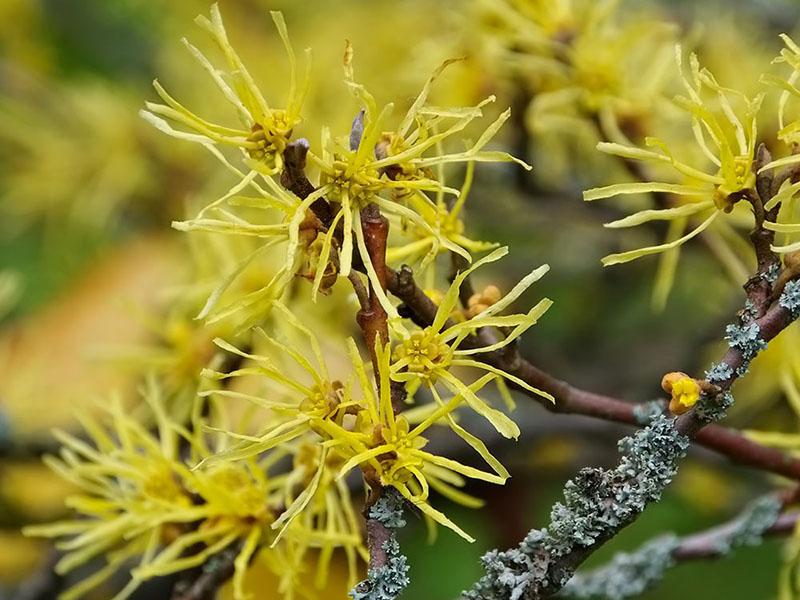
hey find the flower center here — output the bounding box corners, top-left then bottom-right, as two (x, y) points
(714, 156), (755, 212)
(246, 111), (294, 168)
(322, 157), (382, 207)
(300, 381), (344, 419)
(143, 465), (191, 507)
(392, 330), (452, 380)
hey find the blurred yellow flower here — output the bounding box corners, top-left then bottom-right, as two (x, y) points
(584, 48), (764, 266)
(24, 381), (359, 600)
(141, 4), (308, 176)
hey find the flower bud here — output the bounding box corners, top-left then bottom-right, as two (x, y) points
(662, 371), (701, 415)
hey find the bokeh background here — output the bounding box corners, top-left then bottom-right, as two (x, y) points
(3, 0), (800, 598)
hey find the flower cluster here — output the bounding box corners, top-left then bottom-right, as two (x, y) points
(578, 36), (800, 317)
(24, 384), (363, 600)
(200, 252), (552, 542)
(472, 0), (677, 145)
(27, 4), (557, 599)
(140, 4), (530, 327)
(583, 48), (765, 266)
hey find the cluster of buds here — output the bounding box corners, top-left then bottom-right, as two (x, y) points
(465, 284), (502, 319)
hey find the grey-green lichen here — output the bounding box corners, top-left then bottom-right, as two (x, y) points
(741, 299), (759, 322)
(724, 321), (767, 375)
(704, 362), (734, 385)
(633, 400), (666, 426)
(711, 495), (782, 553)
(694, 390), (735, 425)
(559, 535), (680, 599)
(559, 495), (781, 599)
(350, 490), (410, 600)
(461, 415), (689, 600)
(780, 279), (800, 318)
(765, 262), (781, 284)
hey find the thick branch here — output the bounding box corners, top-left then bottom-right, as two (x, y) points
(463, 274), (800, 598)
(562, 495), (796, 599)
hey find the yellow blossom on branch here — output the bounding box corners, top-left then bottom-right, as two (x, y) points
(390, 246), (553, 439)
(301, 46), (531, 315)
(140, 4), (309, 176)
(583, 47), (765, 266)
(661, 371), (701, 416)
(336, 342), (506, 542)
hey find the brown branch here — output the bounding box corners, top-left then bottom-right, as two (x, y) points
(743, 144), (782, 317)
(356, 204), (390, 359)
(171, 543), (241, 600)
(280, 138), (333, 224)
(673, 510), (798, 561)
(386, 264), (800, 481)
(353, 202), (399, 574)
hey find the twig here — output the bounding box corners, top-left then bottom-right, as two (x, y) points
(171, 543), (241, 600)
(386, 265), (800, 482)
(562, 495), (796, 599)
(462, 273), (800, 599)
(744, 144), (782, 317)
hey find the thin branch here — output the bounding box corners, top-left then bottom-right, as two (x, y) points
(386, 265), (800, 481)
(171, 543), (241, 600)
(562, 495), (797, 599)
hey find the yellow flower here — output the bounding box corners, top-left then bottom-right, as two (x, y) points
(758, 35), (800, 255)
(583, 47), (764, 266)
(661, 371), (701, 415)
(0, 77), (155, 230)
(198, 302), (357, 464)
(299, 46), (530, 314)
(336, 342), (506, 542)
(22, 385), (271, 600)
(281, 442), (368, 589)
(762, 35), (800, 155)
(474, 0), (677, 143)
(23, 382), (355, 600)
(148, 16), (531, 321)
(390, 247), (553, 440)
(386, 161), (499, 283)
(171, 170), (320, 327)
(141, 4), (309, 176)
